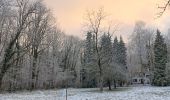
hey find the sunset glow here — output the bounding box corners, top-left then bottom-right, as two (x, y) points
(43, 0), (170, 39)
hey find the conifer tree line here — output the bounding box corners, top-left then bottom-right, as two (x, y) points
(82, 32), (127, 90)
(153, 30), (168, 86)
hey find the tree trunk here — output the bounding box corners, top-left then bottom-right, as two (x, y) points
(31, 55), (38, 90)
(0, 62), (10, 91)
(31, 47), (38, 90)
(108, 80), (111, 90)
(31, 60), (36, 90)
(0, 75), (3, 91)
(99, 74), (103, 91)
(99, 59), (103, 91)
(94, 31), (103, 92)
(114, 80), (116, 89)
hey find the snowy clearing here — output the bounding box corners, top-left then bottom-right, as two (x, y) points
(1, 86), (170, 100)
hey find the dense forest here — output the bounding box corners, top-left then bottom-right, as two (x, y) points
(0, 0), (170, 93)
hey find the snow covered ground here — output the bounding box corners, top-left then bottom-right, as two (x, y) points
(1, 86), (170, 100)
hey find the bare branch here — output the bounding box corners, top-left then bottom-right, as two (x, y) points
(157, 0), (170, 18)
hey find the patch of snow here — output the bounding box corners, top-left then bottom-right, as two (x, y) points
(1, 86), (170, 100)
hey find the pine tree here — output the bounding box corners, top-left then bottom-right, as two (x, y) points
(82, 32), (97, 88)
(113, 37), (119, 63)
(101, 33), (112, 61)
(112, 36), (128, 87)
(118, 36), (127, 68)
(100, 33), (113, 90)
(153, 29), (168, 86)
(84, 32), (93, 63)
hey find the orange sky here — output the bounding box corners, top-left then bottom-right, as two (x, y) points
(43, 0), (170, 41)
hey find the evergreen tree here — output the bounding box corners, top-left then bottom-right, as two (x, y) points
(113, 37), (119, 63)
(118, 36), (127, 68)
(100, 33), (113, 90)
(118, 36), (128, 86)
(153, 29), (168, 86)
(84, 32), (93, 63)
(112, 36), (128, 87)
(101, 33), (112, 61)
(82, 32), (97, 88)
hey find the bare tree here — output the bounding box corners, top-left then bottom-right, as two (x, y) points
(0, 0), (37, 90)
(47, 27), (63, 88)
(84, 8), (106, 91)
(0, 0), (78, 91)
(26, 1), (52, 90)
(128, 21), (155, 84)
